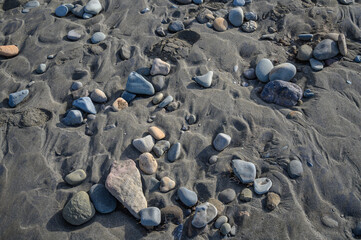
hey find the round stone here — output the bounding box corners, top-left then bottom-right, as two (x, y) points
(71, 81), (82, 91)
(178, 187), (198, 207)
(288, 160), (303, 178)
(269, 63), (297, 82)
(152, 93), (164, 105)
(67, 30), (82, 41)
(140, 207), (161, 227)
(243, 68), (256, 79)
(209, 155), (218, 164)
(186, 114), (197, 125)
(55, 5), (69, 17)
(89, 184), (117, 214)
(310, 58), (324, 71)
(214, 216), (228, 229)
(91, 32), (106, 44)
(90, 89), (107, 103)
(148, 126), (166, 140)
(256, 58), (274, 82)
(233, 0), (245, 6)
(218, 189), (236, 204)
(297, 45), (313, 61)
(84, 0), (102, 15)
(313, 39), (339, 60)
(168, 21), (185, 33)
(139, 152), (158, 174)
(220, 223), (232, 235)
(266, 192), (280, 210)
(232, 159), (256, 183)
(213, 18), (228, 32)
(36, 63), (46, 74)
(65, 169), (87, 186)
(254, 178), (272, 195)
(213, 133), (231, 151)
(228, 7), (244, 27)
(160, 177), (176, 192)
(240, 188), (253, 202)
(62, 191), (95, 226)
(241, 20), (257, 33)
(112, 97), (128, 111)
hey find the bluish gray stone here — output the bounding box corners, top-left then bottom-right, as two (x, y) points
(153, 140), (170, 157)
(67, 30), (81, 41)
(192, 202), (217, 228)
(256, 58), (274, 82)
(9, 89), (29, 107)
(121, 91), (136, 103)
(55, 5), (68, 17)
(22, 8), (30, 13)
(288, 160), (303, 178)
(232, 159), (256, 183)
(140, 7), (150, 14)
(269, 63), (296, 82)
(228, 7), (244, 27)
(313, 39), (339, 60)
(215, 216), (228, 229)
(71, 4), (84, 17)
(132, 135), (155, 153)
(151, 75), (165, 92)
(73, 97), (97, 114)
(297, 45), (313, 61)
(125, 72), (155, 95)
(233, 0), (245, 6)
(245, 12), (257, 21)
(310, 58), (323, 71)
(260, 80), (303, 107)
(220, 223), (232, 235)
(168, 21), (185, 33)
(299, 34), (313, 41)
(91, 32), (106, 44)
(194, 71), (213, 88)
(84, 0), (102, 15)
(303, 89), (314, 98)
(25, 1), (40, 9)
(355, 55), (361, 63)
(254, 178), (272, 195)
(36, 63), (46, 74)
(89, 184), (117, 214)
(193, 0), (203, 4)
(218, 189), (236, 204)
(178, 187), (198, 207)
(83, 12), (93, 19)
(159, 95), (173, 108)
(140, 207), (161, 227)
(213, 133), (231, 151)
(168, 143), (181, 162)
(71, 81), (83, 91)
(243, 68), (256, 79)
(63, 110), (83, 126)
(339, 0), (354, 4)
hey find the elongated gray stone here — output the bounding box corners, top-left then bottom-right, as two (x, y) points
(73, 97), (97, 114)
(232, 159), (256, 183)
(194, 71), (213, 88)
(269, 63), (296, 82)
(168, 142), (181, 162)
(178, 187), (198, 207)
(313, 39), (339, 60)
(9, 89), (29, 107)
(254, 178), (272, 194)
(126, 72), (155, 95)
(132, 135), (155, 153)
(192, 202), (217, 228)
(159, 95), (173, 108)
(256, 58), (273, 82)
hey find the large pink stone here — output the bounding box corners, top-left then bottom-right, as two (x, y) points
(105, 160), (147, 218)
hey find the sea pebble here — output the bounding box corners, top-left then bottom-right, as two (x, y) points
(288, 160), (303, 178)
(119, 45), (131, 60)
(9, 89), (29, 107)
(209, 155), (218, 164)
(47, 54), (55, 59)
(111, 97), (128, 111)
(254, 178), (272, 195)
(71, 4), (84, 17)
(55, 5), (68, 17)
(159, 95), (173, 108)
(84, 0), (102, 15)
(90, 89), (107, 103)
(241, 20), (257, 33)
(67, 30), (82, 41)
(168, 21), (185, 33)
(232, 159), (256, 184)
(303, 89), (314, 98)
(83, 13), (93, 19)
(240, 188), (253, 202)
(151, 75), (165, 91)
(133, 135), (155, 153)
(297, 45), (313, 61)
(213, 18), (228, 32)
(256, 58), (273, 82)
(141, 7), (150, 14)
(152, 93), (164, 104)
(233, 0), (245, 6)
(243, 68), (256, 79)
(178, 187), (198, 207)
(197, 9), (213, 23)
(266, 192), (280, 210)
(245, 12), (257, 21)
(354, 56), (361, 63)
(121, 91), (136, 103)
(269, 63), (296, 82)
(298, 34), (313, 41)
(192, 202), (217, 228)
(338, 33), (347, 56)
(228, 7), (244, 27)
(126, 72), (155, 95)
(168, 143), (181, 162)
(160, 177), (176, 192)
(167, 102), (179, 111)
(260, 80), (303, 107)
(339, 0), (354, 4)
(231, 225), (236, 236)
(193, 0), (203, 4)
(310, 58), (324, 71)
(139, 153), (158, 174)
(36, 63), (46, 74)
(65, 169), (86, 185)
(25, 1), (40, 9)
(150, 58), (170, 76)
(156, 26), (166, 37)
(194, 71), (213, 88)
(215, 216), (228, 229)
(73, 97), (96, 114)
(105, 160), (147, 218)
(89, 184), (117, 214)
(0, 45), (19, 57)
(71, 82), (83, 91)
(218, 189), (236, 204)
(313, 39), (339, 60)
(62, 191), (95, 225)
(140, 207), (161, 227)
(91, 32), (106, 44)
(220, 223), (232, 235)
(186, 114), (197, 124)
(148, 126), (165, 140)
(153, 140), (170, 157)
(63, 110), (83, 126)
(213, 133), (231, 151)
(176, 0), (192, 4)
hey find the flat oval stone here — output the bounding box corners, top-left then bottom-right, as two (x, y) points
(269, 63), (296, 82)
(232, 159), (256, 183)
(65, 169), (87, 185)
(298, 34), (313, 41)
(256, 58), (273, 82)
(148, 126), (165, 140)
(90, 89), (107, 103)
(297, 45), (313, 61)
(310, 58), (323, 71)
(168, 21), (185, 33)
(150, 58), (170, 76)
(84, 0), (102, 15)
(71, 4), (84, 17)
(63, 110), (83, 126)
(213, 18), (228, 32)
(139, 152), (158, 174)
(218, 189), (236, 204)
(313, 39), (339, 60)
(168, 142), (181, 162)
(192, 202), (217, 228)
(178, 187), (198, 207)
(9, 89), (29, 107)
(62, 191), (95, 225)
(140, 207), (161, 227)
(239, 188), (252, 202)
(67, 30), (82, 41)
(260, 80), (303, 107)
(194, 71), (213, 88)
(89, 184), (117, 214)
(73, 97), (97, 114)
(254, 178), (272, 195)
(159, 95), (173, 108)
(133, 135), (155, 153)
(243, 68), (256, 79)
(215, 216), (228, 229)
(55, 5), (68, 17)
(91, 32), (106, 44)
(220, 223), (232, 235)
(288, 160), (303, 178)
(233, 0), (245, 6)
(228, 7), (244, 27)
(126, 71), (155, 95)
(152, 92), (164, 104)
(213, 133), (231, 151)
(83, 12), (93, 19)
(266, 192), (280, 210)
(112, 97), (128, 111)
(153, 140), (170, 157)
(160, 176), (176, 192)
(0, 45), (19, 57)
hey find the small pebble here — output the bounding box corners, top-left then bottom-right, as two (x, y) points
(168, 143), (181, 162)
(9, 89), (29, 107)
(140, 207), (161, 227)
(67, 30), (82, 41)
(160, 177), (176, 192)
(266, 192), (281, 210)
(65, 169), (87, 186)
(241, 21), (257, 33)
(36, 63), (46, 74)
(71, 81), (83, 91)
(240, 188), (252, 202)
(112, 97), (128, 111)
(153, 93), (164, 104)
(55, 5), (69, 17)
(214, 216), (228, 229)
(159, 95), (173, 108)
(139, 152), (158, 174)
(245, 12), (257, 21)
(213, 18), (228, 32)
(141, 7), (150, 14)
(218, 189), (236, 204)
(148, 126), (165, 140)
(213, 133), (231, 151)
(254, 178), (272, 195)
(186, 114), (197, 124)
(354, 55), (361, 63)
(178, 187), (198, 207)
(91, 32), (106, 44)
(298, 34), (313, 41)
(208, 155), (218, 164)
(303, 89), (314, 98)
(168, 21), (185, 33)
(90, 89), (107, 103)
(220, 223), (232, 235)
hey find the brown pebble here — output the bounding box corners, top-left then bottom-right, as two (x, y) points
(161, 205), (183, 224)
(287, 111), (302, 119)
(139, 152), (158, 174)
(338, 33), (347, 56)
(159, 176), (176, 192)
(148, 126), (165, 140)
(213, 18), (228, 32)
(0, 45), (19, 57)
(266, 192), (280, 210)
(112, 97), (128, 111)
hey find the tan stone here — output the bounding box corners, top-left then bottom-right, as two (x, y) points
(0, 45), (19, 57)
(139, 153), (158, 174)
(148, 126), (165, 140)
(150, 58), (170, 76)
(267, 192), (281, 210)
(90, 89), (107, 103)
(159, 176), (176, 192)
(338, 33), (347, 56)
(112, 97), (128, 111)
(213, 18), (228, 32)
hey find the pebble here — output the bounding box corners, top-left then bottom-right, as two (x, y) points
(84, 0), (102, 15)
(105, 160), (147, 218)
(55, 5), (68, 17)
(63, 110), (83, 126)
(241, 20), (257, 33)
(25, 1), (40, 9)
(22, 8), (30, 13)
(354, 55), (361, 63)
(220, 223), (232, 235)
(194, 71), (213, 88)
(0, 45), (19, 57)
(112, 97), (128, 111)
(159, 95), (173, 108)
(160, 177), (176, 192)
(228, 7), (244, 27)
(269, 63), (296, 82)
(71, 4), (85, 17)
(62, 191), (95, 225)
(148, 126), (165, 140)
(67, 30), (82, 41)
(313, 39), (339, 60)
(243, 68), (256, 79)
(156, 26), (166, 37)
(178, 187), (198, 207)
(126, 71), (155, 95)
(298, 34), (313, 41)
(288, 160), (303, 178)
(260, 80), (303, 107)
(218, 189), (236, 204)
(208, 155), (218, 164)
(133, 135), (155, 153)
(303, 89), (314, 98)
(266, 192), (281, 210)
(213, 18), (228, 32)
(338, 33), (347, 56)
(321, 216), (339, 228)
(161, 205), (183, 224)
(141, 7), (150, 14)
(83, 13), (93, 19)
(233, 0), (245, 6)
(197, 9), (213, 24)
(139, 153), (158, 174)
(240, 188), (253, 202)
(150, 58), (170, 76)
(254, 178), (272, 195)
(8, 89), (29, 107)
(140, 207), (161, 227)
(192, 202), (218, 228)
(245, 12), (257, 21)
(339, 0), (354, 4)
(89, 184), (117, 214)
(90, 89), (107, 103)
(186, 114), (197, 124)
(121, 91), (136, 103)
(167, 102), (179, 112)
(71, 82), (83, 91)
(152, 92), (164, 104)
(310, 58), (324, 71)
(73, 97), (97, 114)
(193, 0), (203, 4)
(325, 33), (339, 41)
(176, 0), (192, 4)
(65, 169), (86, 185)
(232, 159), (256, 183)
(47, 54), (55, 59)
(297, 45), (313, 61)
(150, 76), (165, 92)
(119, 45), (131, 60)
(91, 32), (106, 44)
(230, 225), (236, 236)
(168, 21), (185, 33)
(256, 58), (274, 82)
(215, 216), (228, 229)
(168, 143), (181, 162)
(354, 222), (361, 236)
(35, 63), (46, 74)
(213, 133), (231, 151)
(153, 140), (170, 157)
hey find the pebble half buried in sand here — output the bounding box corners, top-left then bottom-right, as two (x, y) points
(89, 184), (117, 214)
(0, 45), (19, 57)
(193, 71), (213, 88)
(192, 202), (217, 228)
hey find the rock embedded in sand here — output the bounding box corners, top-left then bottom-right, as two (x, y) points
(63, 110), (83, 126)
(84, 0), (102, 15)
(139, 152), (158, 174)
(339, 0), (354, 4)
(288, 160), (303, 178)
(121, 91), (136, 103)
(119, 45), (131, 60)
(90, 89), (107, 103)
(186, 114), (197, 124)
(309, 58), (323, 71)
(209, 155), (218, 164)
(240, 188), (252, 202)
(152, 92), (164, 104)
(55, 5), (68, 17)
(168, 142), (181, 162)
(192, 202), (217, 228)
(112, 97), (128, 111)
(89, 184), (117, 214)
(148, 126), (165, 140)
(71, 81), (83, 91)
(213, 18), (228, 32)
(160, 176), (176, 192)
(67, 30), (82, 41)
(256, 58), (273, 82)
(233, 0), (245, 6)
(266, 192), (280, 210)
(213, 133), (231, 151)
(140, 207), (161, 227)
(161, 206), (183, 224)
(321, 216), (339, 228)
(36, 63), (46, 74)
(232, 159), (256, 184)
(156, 26), (166, 37)
(260, 80), (303, 107)
(105, 160), (147, 218)
(65, 169), (87, 185)
(91, 32), (106, 44)
(220, 223), (232, 235)
(254, 178), (272, 195)
(218, 189), (236, 204)
(269, 63), (296, 82)
(150, 58), (170, 76)
(25, 1), (40, 9)
(228, 7), (244, 27)
(176, 0), (192, 4)
(159, 95), (173, 108)
(298, 34), (313, 41)
(215, 216), (228, 229)
(241, 20), (257, 33)
(167, 102), (179, 112)
(313, 39), (339, 60)
(0, 45), (19, 57)
(73, 97), (97, 114)
(126, 71), (155, 95)
(245, 12), (257, 21)
(297, 45), (313, 61)
(197, 9), (213, 24)
(243, 68), (256, 79)
(168, 21), (185, 33)
(338, 33), (347, 56)
(62, 191), (95, 226)
(151, 75), (165, 92)
(178, 187), (198, 207)
(9, 89), (29, 107)
(71, 4), (85, 17)
(153, 140), (170, 157)
(133, 135), (155, 153)
(194, 71), (213, 88)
